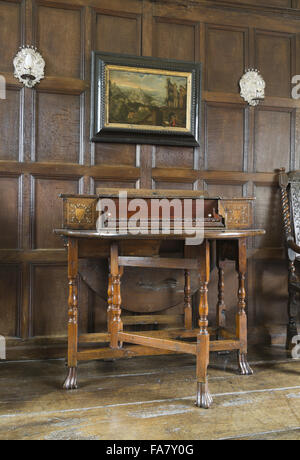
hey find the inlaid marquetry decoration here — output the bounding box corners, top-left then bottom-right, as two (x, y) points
(63, 197), (97, 230)
(219, 199), (254, 229)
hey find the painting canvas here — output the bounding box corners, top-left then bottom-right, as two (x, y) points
(91, 52), (201, 146)
(106, 66), (191, 132)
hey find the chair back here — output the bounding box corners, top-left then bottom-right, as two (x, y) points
(279, 168), (300, 248)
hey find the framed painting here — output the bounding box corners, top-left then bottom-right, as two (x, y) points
(91, 52), (201, 147)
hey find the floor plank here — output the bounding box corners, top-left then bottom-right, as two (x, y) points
(0, 346), (299, 440)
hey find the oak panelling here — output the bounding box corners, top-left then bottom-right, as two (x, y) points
(215, 0), (292, 7)
(253, 260), (289, 328)
(30, 263), (91, 337)
(35, 92), (81, 163)
(153, 181), (195, 190)
(154, 146), (195, 169)
(0, 264), (20, 337)
(94, 143), (137, 167)
(205, 103), (246, 172)
(254, 185), (282, 249)
(0, 88), (21, 161)
(255, 30), (296, 99)
(205, 182), (244, 198)
(254, 107), (294, 173)
(0, 0), (22, 73)
(94, 9), (142, 55)
(0, 0), (300, 356)
(35, 3), (83, 79)
(93, 179), (137, 192)
(0, 175), (21, 249)
(88, 291), (107, 334)
(152, 17), (199, 61)
(31, 263), (68, 337)
(32, 177), (79, 249)
(206, 24), (248, 94)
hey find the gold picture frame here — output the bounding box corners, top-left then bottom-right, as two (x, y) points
(91, 52), (201, 147)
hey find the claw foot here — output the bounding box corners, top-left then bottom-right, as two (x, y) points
(195, 382), (213, 409)
(238, 352), (253, 375)
(63, 367), (78, 390)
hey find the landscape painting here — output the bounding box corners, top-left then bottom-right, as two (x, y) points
(91, 52), (201, 146)
(105, 65), (191, 132)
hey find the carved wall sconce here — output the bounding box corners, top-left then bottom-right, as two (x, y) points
(13, 46), (45, 88)
(239, 69), (265, 106)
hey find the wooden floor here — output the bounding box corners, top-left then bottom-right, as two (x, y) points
(1, 346), (300, 440)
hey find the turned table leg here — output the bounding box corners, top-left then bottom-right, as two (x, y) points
(216, 241), (226, 339)
(184, 270), (192, 330)
(107, 273), (113, 333)
(63, 238), (79, 390)
(236, 238), (253, 376)
(110, 243), (123, 349)
(196, 240), (213, 409)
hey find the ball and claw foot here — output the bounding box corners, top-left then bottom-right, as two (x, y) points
(238, 352), (253, 375)
(63, 367), (78, 390)
(195, 382), (213, 409)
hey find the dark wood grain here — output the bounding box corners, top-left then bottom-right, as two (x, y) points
(0, 0), (297, 357)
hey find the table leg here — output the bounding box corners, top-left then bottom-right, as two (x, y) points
(184, 270), (192, 330)
(110, 243), (123, 349)
(196, 240), (213, 409)
(216, 242), (226, 339)
(107, 273), (113, 333)
(63, 238), (79, 390)
(236, 238), (253, 375)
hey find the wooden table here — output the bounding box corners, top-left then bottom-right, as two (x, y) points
(55, 228), (265, 409)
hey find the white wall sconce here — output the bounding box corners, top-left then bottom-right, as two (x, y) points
(13, 45), (45, 88)
(239, 69), (265, 106)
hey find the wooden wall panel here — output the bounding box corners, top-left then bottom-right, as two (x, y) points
(0, 0), (299, 355)
(33, 177), (79, 249)
(0, 265), (20, 337)
(255, 30), (295, 98)
(35, 93), (81, 163)
(206, 25), (248, 94)
(0, 0), (21, 73)
(253, 260), (288, 328)
(205, 182), (244, 198)
(93, 179), (137, 191)
(153, 17), (199, 61)
(0, 89), (21, 161)
(31, 264), (89, 337)
(94, 143), (137, 166)
(35, 4), (82, 79)
(31, 264), (68, 337)
(205, 103), (245, 171)
(154, 146), (194, 169)
(0, 176), (20, 249)
(254, 108), (293, 173)
(153, 181), (195, 190)
(94, 10), (141, 55)
(216, 0), (292, 6)
(254, 185), (282, 249)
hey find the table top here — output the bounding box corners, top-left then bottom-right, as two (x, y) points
(55, 228), (266, 240)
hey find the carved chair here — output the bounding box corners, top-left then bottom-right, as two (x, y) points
(279, 168), (300, 349)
